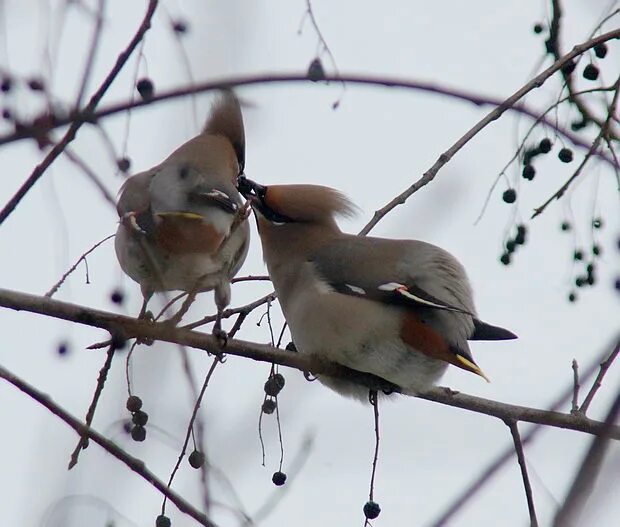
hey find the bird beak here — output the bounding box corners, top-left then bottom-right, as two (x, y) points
(237, 175), (266, 201)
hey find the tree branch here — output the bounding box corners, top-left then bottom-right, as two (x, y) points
(0, 0), (158, 226)
(0, 363), (216, 527)
(1, 287), (618, 440)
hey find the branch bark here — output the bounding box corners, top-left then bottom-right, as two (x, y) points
(1, 287), (618, 440)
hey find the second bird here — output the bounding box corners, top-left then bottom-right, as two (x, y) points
(115, 91), (250, 335)
(238, 177), (516, 400)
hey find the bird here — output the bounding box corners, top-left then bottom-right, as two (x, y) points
(237, 176), (516, 400)
(114, 90), (250, 338)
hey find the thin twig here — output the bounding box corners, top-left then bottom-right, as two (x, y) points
(0, 363), (216, 527)
(580, 341), (620, 414)
(75, 0), (106, 108)
(162, 357), (219, 516)
(45, 234), (115, 297)
(571, 359), (580, 414)
(505, 419), (538, 527)
(68, 341), (116, 469)
(0, 0), (158, 226)
(183, 292), (276, 330)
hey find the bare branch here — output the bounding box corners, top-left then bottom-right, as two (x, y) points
(505, 419), (538, 527)
(580, 341), (620, 414)
(0, 363), (216, 527)
(0, 287), (618, 440)
(0, 0), (158, 226)
(553, 389), (620, 527)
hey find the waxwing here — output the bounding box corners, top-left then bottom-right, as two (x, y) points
(238, 177), (516, 400)
(115, 91), (250, 335)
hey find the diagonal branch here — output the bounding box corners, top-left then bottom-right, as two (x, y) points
(0, 363), (216, 527)
(0, 0), (158, 226)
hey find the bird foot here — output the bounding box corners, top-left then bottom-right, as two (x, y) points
(136, 310), (155, 346)
(212, 326), (228, 348)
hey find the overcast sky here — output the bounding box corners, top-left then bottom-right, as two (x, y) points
(0, 1), (618, 526)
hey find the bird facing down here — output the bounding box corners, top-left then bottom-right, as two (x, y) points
(114, 91), (250, 334)
(238, 176), (516, 400)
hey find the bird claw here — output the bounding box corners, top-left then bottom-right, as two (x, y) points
(212, 326), (228, 348)
(136, 310), (155, 346)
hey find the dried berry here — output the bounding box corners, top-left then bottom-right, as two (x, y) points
(592, 218), (603, 229)
(131, 425), (146, 442)
(117, 157), (131, 172)
(57, 341), (69, 356)
(307, 58), (325, 82)
(272, 471), (287, 486)
(583, 64), (599, 81)
(188, 450), (205, 469)
(594, 43), (607, 59)
(568, 292), (577, 303)
(110, 289), (124, 305)
(172, 19), (188, 34)
(155, 515), (171, 527)
(27, 78), (45, 91)
(522, 165), (536, 180)
(502, 189), (516, 204)
(592, 244), (601, 256)
(136, 78), (154, 100)
(500, 253), (511, 266)
(363, 501), (381, 520)
(533, 23), (544, 34)
(573, 250), (584, 261)
(506, 240), (516, 253)
(560, 221), (571, 232)
(126, 395), (143, 412)
(132, 410), (149, 426)
(264, 373), (285, 396)
(262, 399), (277, 414)
(539, 138), (552, 153)
(1, 76), (12, 93)
(558, 148), (573, 163)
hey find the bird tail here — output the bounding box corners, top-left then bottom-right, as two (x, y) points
(204, 90), (246, 172)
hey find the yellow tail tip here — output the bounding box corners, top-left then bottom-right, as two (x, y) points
(456, 354), (491, 383)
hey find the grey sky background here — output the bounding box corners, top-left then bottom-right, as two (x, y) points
(0, 1), (618, 526)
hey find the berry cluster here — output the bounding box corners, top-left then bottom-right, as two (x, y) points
(126, 395), (148, 442)
(500, 224), (528, 266)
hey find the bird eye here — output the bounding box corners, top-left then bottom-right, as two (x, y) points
(178, 165), (190, 179)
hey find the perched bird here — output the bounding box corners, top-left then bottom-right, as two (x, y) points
(115, 91), (250, 336)
(238, 177), (516, 400)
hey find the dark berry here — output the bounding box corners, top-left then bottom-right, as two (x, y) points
(264, 373), (285, 396)
(575, 276), (586, 288)
(594, 43), (608, 59)
(307, 58), (325, 82)
(615, 278), (620, 292)
(123, 420), (132, 434)
(592, 218), (603, 229)
(155, 515), (171, 527)
(568, 292), (577, 303)
(515, 225), (527, 245)
(561, 60), (576, 75)
(587, 274), (596, 286)
(272, 471), (287, 486)
(27, 78), (45, 91)
(2, 108), (11, 120)
(539, 138), (552, 153)
(132, 410), (149, 426)
(363, 501), (381, 520)
(586, 263), (595, 275)
(583, 64), (599, 81)
(131, 425), (146, 442)
(571, 119), (587, 132)
(172, 19), (188, 34)
(506, 240), (516, 253)
(561, 221), (571, 232)
(126, 395), (143, 412)
(558, 148), (573, 163)
(533, 23), (544, 34)
(57, 341), (69, 356)
(262, 399), (277, 414)
(117, 157), (131, 172)
(522, 164), (536, 180)
(1, 76), (12, 92)
(574, 250), (584, 261)
(500, 253), (511, 266)
(188, 450), (205, 469)
(592, 244), (601, 256)
(110, 288), (124, 305)
(502, 189), (517, 204)
(136, 78), (154, 100)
